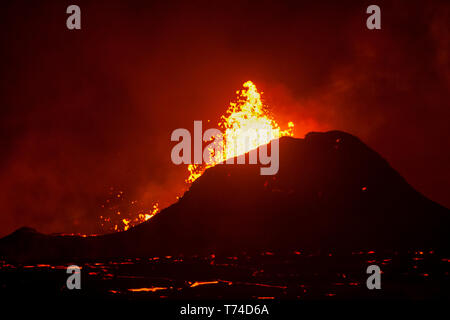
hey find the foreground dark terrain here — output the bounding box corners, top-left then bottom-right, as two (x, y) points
(0, 131), (449, 300)
(1, 250), (449, 300)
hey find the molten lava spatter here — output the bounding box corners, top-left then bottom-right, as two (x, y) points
(99, 189), (160, 232)
(187, 81), (294, 183)
(121, 203), (159, 231)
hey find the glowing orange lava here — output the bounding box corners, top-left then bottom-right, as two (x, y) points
(187, 81), (294, 183)
(100, 200), (159, 232)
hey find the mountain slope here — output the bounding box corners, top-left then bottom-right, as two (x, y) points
(1, 131), (448, 262)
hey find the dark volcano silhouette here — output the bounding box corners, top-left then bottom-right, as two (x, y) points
(1, 131), (449, 263)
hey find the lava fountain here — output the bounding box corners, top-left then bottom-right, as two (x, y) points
(187, 81), (294, 183)
(101, 81), (294, 232)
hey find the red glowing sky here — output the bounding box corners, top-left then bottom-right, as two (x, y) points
(0, 0), (448, 236)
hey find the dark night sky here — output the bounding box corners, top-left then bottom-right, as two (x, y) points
(0, 0), (448, 236)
